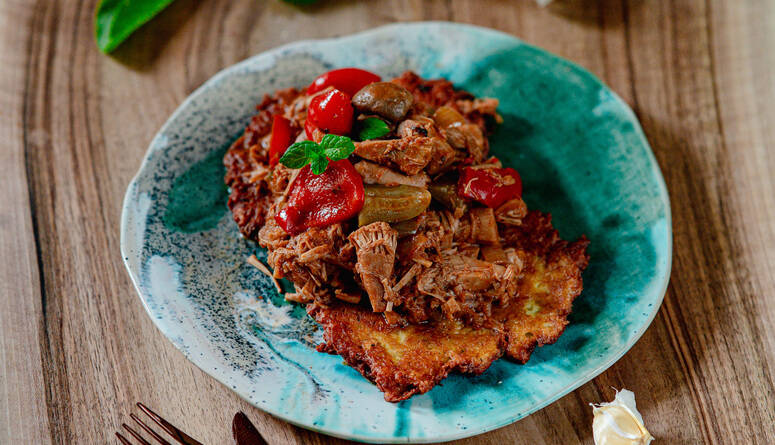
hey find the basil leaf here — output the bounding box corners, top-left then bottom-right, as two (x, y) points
(310, 152), (329, 175)
(95, 0), (177, 53)
(357, 118), (390, 141)
(320, 134), (356, 161)
(280, 141), (317, 169)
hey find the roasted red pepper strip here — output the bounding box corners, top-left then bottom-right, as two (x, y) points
(306, 89), (354, 136)
(275, 159), (365, 235)
(268, 115), (294, 167)
(458, 166), (523, 208)
(304, 119), (324, 142)
(307, 68), (381, 96)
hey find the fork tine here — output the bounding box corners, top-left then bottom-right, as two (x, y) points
(116, 432), (134, 445)
(137, 403), (204, 445)
(131, 413), (172, 445)
(122, 423), (153, 445)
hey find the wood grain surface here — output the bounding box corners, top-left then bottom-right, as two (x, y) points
(2, 0), (774, 444)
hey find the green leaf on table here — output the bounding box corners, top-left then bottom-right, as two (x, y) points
(95, 0), (177, 53)
(357, 117), (390, 141)
(319, 134), (356, 161)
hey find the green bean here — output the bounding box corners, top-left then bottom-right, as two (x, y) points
(358, 185), (431, 226)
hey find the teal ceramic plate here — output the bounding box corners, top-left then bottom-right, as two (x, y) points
(121, 22), (671, 443)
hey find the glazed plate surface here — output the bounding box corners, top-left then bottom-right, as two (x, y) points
(121, 22), (671, 443)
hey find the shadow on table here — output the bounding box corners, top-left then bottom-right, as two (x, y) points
(547, 0), (644, 27)
(106, 0), (370, 71)
(109, 0), (203, 71)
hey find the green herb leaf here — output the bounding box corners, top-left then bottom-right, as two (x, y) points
(357, 117), (391, 141)
(95, 0), (177, 53)
(319, 134), (356, 161)
(279, 135), (355, 174)
(310, 152), (329, 175)
(280, 141), (317, 169)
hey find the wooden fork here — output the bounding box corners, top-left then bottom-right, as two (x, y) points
(116, 403), (203, 445)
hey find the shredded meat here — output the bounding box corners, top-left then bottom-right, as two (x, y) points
(397, 118), (457, 174)
(224, 71), (589, 401)
(310, 210), (589, 401)
(480, 243), (508, 264)
(433, 106), (489, 162)
(412, 252), (519, 325)
(349, 223), (398, 312)
(243, 88), (301, 148)
(224, 89), (302, 239)
(258, 219), (356, 304)
(392, 71), (501, 133)
(354, 137), (434, 175)
(495, 198), (528, 225)
(223, 137), (273, 239)
(469, 207), (499, 244)
(354, 161), (429, 187)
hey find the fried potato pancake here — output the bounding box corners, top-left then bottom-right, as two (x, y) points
(310, 211), (589, 401)
(496, 247), (587, 363)
(311, 304), (505, 402)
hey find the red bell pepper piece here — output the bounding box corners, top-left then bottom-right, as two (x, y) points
(268, 115), (294, 167)
(304, 119), (323, 142)
(307, 68), (381, 96)
(458, 166), (523, 208)
(306, 89), (354, 136)
(275, 159), (365, 235)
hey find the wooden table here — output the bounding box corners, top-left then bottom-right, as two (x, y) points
(3, 1), (774, 443)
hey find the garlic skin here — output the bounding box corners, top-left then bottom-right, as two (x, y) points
(591, 389), (654, 445)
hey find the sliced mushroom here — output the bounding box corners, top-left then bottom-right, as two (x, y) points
(352, 82), (414, 121)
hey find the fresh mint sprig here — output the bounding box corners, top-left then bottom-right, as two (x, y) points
(357, 117), (390, 141)
(279, 134), (356, 174)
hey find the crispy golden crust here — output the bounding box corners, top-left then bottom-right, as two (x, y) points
(496, 237), (589, 363)
(309, 303), (505, 402)
(311, 211), (589, 401)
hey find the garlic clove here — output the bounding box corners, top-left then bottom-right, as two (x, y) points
(591, 389), (654, 445)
